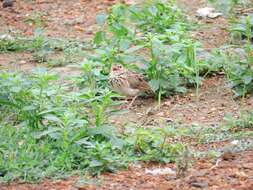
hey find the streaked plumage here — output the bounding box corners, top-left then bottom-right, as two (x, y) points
(109, 64), (152, 96)
(108, 64), (153, 108)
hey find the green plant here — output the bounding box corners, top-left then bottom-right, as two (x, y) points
(126, 126), (185, 163)
(128, 0), (185, 34)
(223, 15), (253, 97)
(0, 68), (186, 183)
(0, 29), (89, 66)
(208, 0), (251, 16)
(0, 34), (28, 52)
(94, 0), (188, 71)
(92, 0), (205, 104)
(230, 14), (253, 43)
(146, 36), (186, 105)
(0, 69), (62, 128)
(224, 112), (253, 131)
(24, 12), (48, 28)
(0, 69), (126, 182)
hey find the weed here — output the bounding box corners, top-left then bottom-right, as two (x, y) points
(224, 112), (253, 131)
(230, 14), (253, 43)
(125, 126), (185, 163)
(92, 0), (205, 103)
(24, 12), (48, 28)
(0, 34), (28, 52)
(208, 0), (252, 16)
(0, 29), (89, 66)
(0, 68), (184, 182)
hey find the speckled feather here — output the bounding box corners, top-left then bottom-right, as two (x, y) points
(108, 64), (153, 97)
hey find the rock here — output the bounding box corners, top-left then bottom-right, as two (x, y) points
(2, 0), (14, 8)
(196, 7), (223, 19)
(191, 181), (209, 188)
(230, 140), (239, 145)
(0, 34), (13, 40)
(145, 167), (176, 175)
(19, 60), (26, 64)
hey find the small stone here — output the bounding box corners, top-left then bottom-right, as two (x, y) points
(20, 60), (26, 64)
(156, 112), (165, 117)
(145, 167), (176, 175)
(191, 181), (209, 188)
(230, 140), (239, 145)
(166, 118), (173, 123)
(163, 101), (171, 106)
(197, 7), (214, 17)
(2, 0), (14, 8)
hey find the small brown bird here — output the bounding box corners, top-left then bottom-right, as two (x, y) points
(108, 64), (153, 108)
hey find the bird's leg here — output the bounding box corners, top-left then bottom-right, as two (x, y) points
(127, 95), (138, 109)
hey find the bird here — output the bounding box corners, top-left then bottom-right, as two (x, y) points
(108, 64), (153, 109)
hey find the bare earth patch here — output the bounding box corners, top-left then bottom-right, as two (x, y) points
(1, 0), (253, 190)
(3, 150), (253, 190)
(112, 75), (253, 127)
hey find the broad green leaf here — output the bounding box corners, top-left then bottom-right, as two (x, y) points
(148, 6), (158, 16)
(119, 39), (131, 51)
(76, 138), (95, 147)
(96, 13), (107, 25)
(124, 45), (144, 54)
(93, 31), (105, 45)
(22, 105), (37, 111)
(90, 160), (103, 167)
(242, 75), (252, 84)
(151, 37), (163, 59)
(149, 79), (160, 91)
(33, 127), (60, 139)
(43, 114), (63, 126)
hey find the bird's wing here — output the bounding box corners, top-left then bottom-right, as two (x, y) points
(109, 74), (140, 96)
(126, 71), (153, 93)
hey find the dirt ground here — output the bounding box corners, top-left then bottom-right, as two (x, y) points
(2, 150), (253, 190)
(1, 0), (253, 190)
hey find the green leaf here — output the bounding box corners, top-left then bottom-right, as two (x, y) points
(242, 75), (252, 84)
(111, 23), (128, 38)
(148, 6), (158, 16)
(90, 160), (103, 167)
(24, 104), (38, 110)
(33, 127), (60, 139)
(119, 39), (131, 51)
(110, 136), (124, 149)
(93, 31), (105, 45)
(175, 86), (187, 93)
(10, 86), (22, 93)
(149, 79), (160, 91)
(96, 13), (107, 25)
(151, 37), (163, 59)
(43, 114), (63, 126)
(76, 138), (95, 147)
(124, 45), (144, 54)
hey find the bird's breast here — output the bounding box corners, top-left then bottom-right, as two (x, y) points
(108, 76), (139, 96)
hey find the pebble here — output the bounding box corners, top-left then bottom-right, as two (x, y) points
(2, 0), (14, 8)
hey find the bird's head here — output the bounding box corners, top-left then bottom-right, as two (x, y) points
(111, 64), (124, 73)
